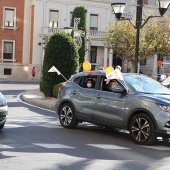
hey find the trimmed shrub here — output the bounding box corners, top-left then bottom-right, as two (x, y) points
(53, 82), (65, 98)
(71, 6), (87, 71)
(41, 32), (79, 97)
(40, 80), (44, 92)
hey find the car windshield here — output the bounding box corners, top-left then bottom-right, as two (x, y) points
(123, 74), (170, 94)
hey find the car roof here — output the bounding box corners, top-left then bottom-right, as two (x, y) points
(71, 71), (141, 78)
(71, 70), (105, 77)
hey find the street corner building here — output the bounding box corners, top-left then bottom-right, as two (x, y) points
(0, 0), (169, 80)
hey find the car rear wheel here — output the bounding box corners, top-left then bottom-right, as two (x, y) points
(59, 103), (78, 129)
(129, 113), (156, 145)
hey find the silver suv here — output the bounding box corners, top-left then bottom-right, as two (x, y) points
(56, 71), (170, 145)
(0, 92), (8, 130)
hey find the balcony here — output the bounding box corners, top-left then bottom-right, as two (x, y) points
(87, 30), (105, 40)
(43, 27), (64, 35)
(41, 27), (106, 40)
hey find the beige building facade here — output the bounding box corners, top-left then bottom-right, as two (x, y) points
(1, 0), (170, 80)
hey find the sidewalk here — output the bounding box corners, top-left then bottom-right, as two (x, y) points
(21, 89), (56, 111)
(0, 77), (40, 84)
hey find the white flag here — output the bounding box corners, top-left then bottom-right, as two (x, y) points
(114, 69), (123, 80)
(106, 69), (123, 80)
(48, 66), (61, 75)
(106, 71), (116, 80)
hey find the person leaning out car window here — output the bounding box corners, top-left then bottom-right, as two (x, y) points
(86, 79), (94, 88)
(108, 80), (117, 91)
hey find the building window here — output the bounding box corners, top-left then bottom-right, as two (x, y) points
(90, 14), (98, 31)
(90, 46), (97, 70)
(2, 41), (14, 59)
(4, 68), (12, 75)
(3, 8), (15, 27)
(49, 10), (59, 28)
(70, 12), (73, 26)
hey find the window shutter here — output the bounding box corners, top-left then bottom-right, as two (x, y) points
(50, 10), (59, 22)
(90, 15), (98, 27)
(5, 9), (14, 22)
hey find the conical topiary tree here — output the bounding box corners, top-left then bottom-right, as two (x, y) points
(71, 6), (87, 71)
(41, 32), (79, 97)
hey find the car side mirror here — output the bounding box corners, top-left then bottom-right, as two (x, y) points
(111, 85), (124, 93)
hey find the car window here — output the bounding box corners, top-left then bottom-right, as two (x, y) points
(100, 76), (119, 92)
(74, 76), (97, 88)
(100, 76), (108, 91)
(123, 74), (170, 94)
(73, 76), (82, 85)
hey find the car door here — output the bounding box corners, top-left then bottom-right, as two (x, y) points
(92, 76), (128, 127)
(69, 76), (97, 122)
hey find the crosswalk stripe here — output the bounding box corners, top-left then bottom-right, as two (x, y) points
(32, 143), (75, 149)
(0, 144), (13, 149)
(87, 144), (130, 150)
(5, 124), (25, 128)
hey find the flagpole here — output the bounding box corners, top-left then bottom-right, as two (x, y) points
(60, 73), (67, 81)
(48, 66), (67, 81)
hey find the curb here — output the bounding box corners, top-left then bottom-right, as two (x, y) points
(21, 90), (56, 111)
(0, 81), (40, 84)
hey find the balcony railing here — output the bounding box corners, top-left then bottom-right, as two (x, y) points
(42, 27), (106, 39)
(87, 30), (105, 39)
(43, 27), (64, 35)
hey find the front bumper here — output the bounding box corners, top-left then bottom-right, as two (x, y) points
(0, 105), (8, 125)
(156, 129), (170, 138)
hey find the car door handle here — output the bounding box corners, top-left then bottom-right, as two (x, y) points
(72, 90), (77, 95)
(95, 94), (101, 99)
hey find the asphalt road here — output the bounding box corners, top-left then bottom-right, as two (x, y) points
(0, 83), (170, 170)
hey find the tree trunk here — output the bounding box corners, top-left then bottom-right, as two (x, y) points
(130, 62), (135, 73)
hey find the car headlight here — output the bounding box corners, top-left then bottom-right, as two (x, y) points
(158, 104), (170, 112)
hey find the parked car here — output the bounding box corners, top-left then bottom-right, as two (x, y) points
(0, 92), (8, 130)
(55, 71), (170, 145)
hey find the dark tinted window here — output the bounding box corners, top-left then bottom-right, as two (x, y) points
(75, 76), (97, 88)
(73, 76), (81, 85)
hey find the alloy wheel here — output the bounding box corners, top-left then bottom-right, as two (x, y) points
(131, 117), (150, 142)
(60, 106), (73, 126)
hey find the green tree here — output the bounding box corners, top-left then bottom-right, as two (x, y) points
(105, 17), (170, 72)
(71, 6), (87, 71)
(155, 17), (170, 57)
(41, 32), (79, 97)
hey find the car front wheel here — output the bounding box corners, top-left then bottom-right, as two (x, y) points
(129, 113), (156, 145)
(59, 103), (78, 129)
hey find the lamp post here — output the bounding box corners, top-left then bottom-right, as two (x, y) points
(39, 0), (45, 79)
(111, 0), (170, 73)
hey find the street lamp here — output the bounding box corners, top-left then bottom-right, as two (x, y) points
(111, 0), (170, 73)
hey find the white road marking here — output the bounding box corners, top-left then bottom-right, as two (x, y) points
(17, 93), (55, 113)
(142, 145), (170, 150)
(87, 144), (130, 150)
(0, 144), (13, 149)
(32, 143), (75, 149)
(5, 124), (25, 128)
